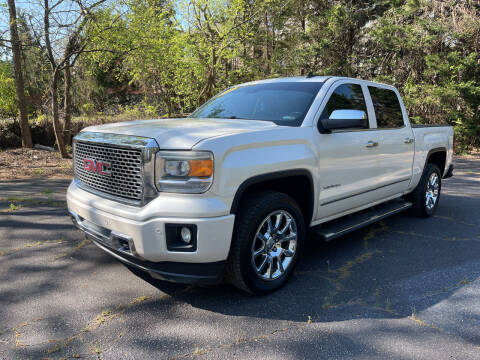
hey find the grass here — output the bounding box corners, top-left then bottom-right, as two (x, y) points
(7, 203), (22, 212)
(408, 312), (427, 327)
(337, 251), (374, 280)
(57, 162), (72, 169)
(0, 239), (63, 256)
(130, 295), (150, 305)
(94, 309), (112, 325)
(90, 344), (102, 356)
(1, 196), (67, 209)
(47, 342), (62, 354)
(52, 238), (90, 261)
(193, 346), (207, 355)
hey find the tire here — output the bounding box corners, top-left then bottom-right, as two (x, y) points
(407, 163), (442, 217)
(226, 191), (305, 294)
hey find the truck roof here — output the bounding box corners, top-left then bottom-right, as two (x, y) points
(245, 76), (331, 84)
(245, 76), (394, 89)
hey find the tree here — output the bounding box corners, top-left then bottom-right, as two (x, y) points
(180, 0), (255, 105)
(37, 0), (110, 157)
(2, 0), (477, 152)
(0, 61), (17, 118)
(363, 0), (480, 151)
(126, 0), (181, 116)
(7, 0), (33, 148)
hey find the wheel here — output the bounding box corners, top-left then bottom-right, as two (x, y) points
(408, 163), (442, 217)
(226, 191), (305, 294)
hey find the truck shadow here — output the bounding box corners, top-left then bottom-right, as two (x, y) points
(126, 191), (480, 332)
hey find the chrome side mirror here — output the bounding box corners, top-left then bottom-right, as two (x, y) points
(319, 109), (367, 133)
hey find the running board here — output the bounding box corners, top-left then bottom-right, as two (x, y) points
(312, 200), (412, 242)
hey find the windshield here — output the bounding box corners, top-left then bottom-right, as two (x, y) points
(190, 82), (324, 126)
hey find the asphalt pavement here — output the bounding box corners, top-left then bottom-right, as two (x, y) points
(0, 156), (479, 359)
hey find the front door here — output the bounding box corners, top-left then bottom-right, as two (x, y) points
(314, 81), (384, 220)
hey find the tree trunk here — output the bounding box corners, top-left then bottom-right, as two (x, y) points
(7, 0), (33, 148)
(63, 64), (72, 145)
(51, 69), (69, 158)
(264, 11), (271, 75)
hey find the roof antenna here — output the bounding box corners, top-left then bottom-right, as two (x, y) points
(306, 71), (315, 78)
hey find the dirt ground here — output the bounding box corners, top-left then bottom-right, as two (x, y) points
(0, 148), (73, 180)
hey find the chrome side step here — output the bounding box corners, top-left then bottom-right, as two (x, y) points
(312, 199), (412, 242)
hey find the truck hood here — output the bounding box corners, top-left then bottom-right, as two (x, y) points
(82, 118), (276, 149)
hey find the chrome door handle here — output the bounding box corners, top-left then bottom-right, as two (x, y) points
(404, 138), (415, 144)
(366, 141), (378, 148)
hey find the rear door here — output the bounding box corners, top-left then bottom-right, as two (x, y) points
(367, 85), (414, 195)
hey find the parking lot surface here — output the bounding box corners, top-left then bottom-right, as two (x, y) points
(0, 156), (479, 359)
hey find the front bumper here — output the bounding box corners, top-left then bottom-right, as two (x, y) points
(72, 213), (224, 284)
(67, 181), (235, 284)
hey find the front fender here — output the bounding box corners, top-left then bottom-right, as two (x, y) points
(194, 127), (319, 219)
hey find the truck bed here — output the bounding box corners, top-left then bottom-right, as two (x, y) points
(411, 124), (454, 178)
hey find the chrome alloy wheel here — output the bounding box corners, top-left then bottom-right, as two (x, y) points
(425, 172), (440, 210)
(250, 210), (297, 281)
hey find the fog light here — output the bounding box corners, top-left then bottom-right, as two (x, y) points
(180, 227), (192, 244)
(165, 224), (197, 251)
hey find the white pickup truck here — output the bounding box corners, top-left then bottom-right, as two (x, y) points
(68, 76), (454, 294)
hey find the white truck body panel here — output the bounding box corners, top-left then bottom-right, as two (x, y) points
(409, 126), (454, 191)
(84, 118), (276, 149)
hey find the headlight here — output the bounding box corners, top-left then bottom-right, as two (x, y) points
(155, 151), (214, 193)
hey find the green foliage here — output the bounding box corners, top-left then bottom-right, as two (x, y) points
(4, 0), (479, 151)
(362, 1), (480, 151)
(0, 61), (17, 118)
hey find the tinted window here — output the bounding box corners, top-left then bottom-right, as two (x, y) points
(321, 84), (368, 128)
(190, 82), (323, 126)
(368, 86), (404, 128)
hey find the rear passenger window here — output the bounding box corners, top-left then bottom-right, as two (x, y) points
(320, 84), (369, 129)
(368, 87), (404, 128)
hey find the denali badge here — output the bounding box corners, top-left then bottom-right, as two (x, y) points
(83, 158), (112, 176)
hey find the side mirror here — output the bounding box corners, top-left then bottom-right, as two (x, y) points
(320, 109), (367, 133)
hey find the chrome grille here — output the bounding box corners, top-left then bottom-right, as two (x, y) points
(74, 142), (144, 201)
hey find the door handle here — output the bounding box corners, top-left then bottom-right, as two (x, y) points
(404, 137), (415, 144)
(366, 141), (378, 148)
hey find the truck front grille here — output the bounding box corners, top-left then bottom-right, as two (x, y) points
(74, 142), (144, 202)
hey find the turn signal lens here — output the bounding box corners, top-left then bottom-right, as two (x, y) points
(188, 159), (213, 177)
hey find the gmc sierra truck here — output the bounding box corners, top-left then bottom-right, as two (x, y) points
(68, 76), (454, 294)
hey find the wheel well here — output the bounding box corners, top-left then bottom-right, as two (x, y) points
(231, 172), (314, 226)
(427, 150), (446, 174)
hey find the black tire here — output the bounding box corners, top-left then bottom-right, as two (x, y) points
(226, 191), (305, 294)
(407, 163), (442, 217)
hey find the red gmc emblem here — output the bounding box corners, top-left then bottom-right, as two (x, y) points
(83, 158), (112, 176)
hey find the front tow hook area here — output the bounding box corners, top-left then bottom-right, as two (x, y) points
(69, 210), (140, 258)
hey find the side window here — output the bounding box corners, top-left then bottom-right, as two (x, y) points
(368, 86), (404, 128)
(320, 84), (369, 129)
